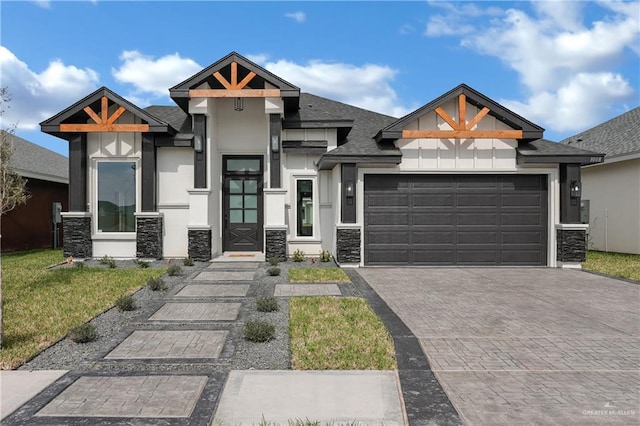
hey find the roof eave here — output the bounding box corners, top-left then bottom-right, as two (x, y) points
(517, 153), (605, 166)
(317, 154), (402, 170)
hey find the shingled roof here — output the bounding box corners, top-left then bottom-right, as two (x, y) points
(560, 107), (640, 160)
(4, 131), (68, 183)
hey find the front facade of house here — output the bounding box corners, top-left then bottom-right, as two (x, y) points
(561, 107), (640, 255)
(42, 52), (603, 267)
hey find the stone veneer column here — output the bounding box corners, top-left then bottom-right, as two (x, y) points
(556, 224), (589, 266)
(188, 227), (212, 261)
(265, 228), (287, 261)
(136, 213), (163, 259)
(336, 225), (361, 264)
(61, 212), (92, 259)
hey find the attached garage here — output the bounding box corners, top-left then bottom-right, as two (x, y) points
(364, 174), (548, 266)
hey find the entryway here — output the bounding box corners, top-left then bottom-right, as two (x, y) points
(222, 156), (263, 252)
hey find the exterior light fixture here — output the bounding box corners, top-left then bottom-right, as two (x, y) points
(570, 181), (581, 198)
(234, 97), (244, 111)
(193, 135), (203, 153)
(271, 134), (280, 153)
(345, 182), (354, 198)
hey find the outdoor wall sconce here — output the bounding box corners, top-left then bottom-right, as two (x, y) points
(234, 97), (244, 111)
(193, 135), (203, 153)
(345, 182), (354, 198)
(570, 181), (581, 198)
(271, 135), (280, 153)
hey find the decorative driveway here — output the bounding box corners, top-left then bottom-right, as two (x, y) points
(358, 268), (640, 425)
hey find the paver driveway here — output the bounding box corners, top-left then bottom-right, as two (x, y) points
(358, 268), (640, 425)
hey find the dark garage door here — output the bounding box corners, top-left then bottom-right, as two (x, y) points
(364, 174), (548, 266)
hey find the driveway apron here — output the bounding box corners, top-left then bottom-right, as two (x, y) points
(357, 268), (640, 425)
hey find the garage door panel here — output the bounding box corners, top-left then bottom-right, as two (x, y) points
(366, 212), (409, 226)
(457, 231), (498, 244)
(367, 194), (408, 207)
(413, 194), (454, 207)
(412, 231), (454, 244)
(364, 174), (547, 266)
(413, 213), (454, 225)
(457, 213), (498, 226)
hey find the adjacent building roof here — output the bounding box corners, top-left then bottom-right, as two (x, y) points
(4, 131), (68, 184)
(560, 107), (640, 160)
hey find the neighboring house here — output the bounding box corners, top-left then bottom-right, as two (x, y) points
(561, 108), (640, 255)
(1, 132), (69, 252)
(41, 52), (603, 267)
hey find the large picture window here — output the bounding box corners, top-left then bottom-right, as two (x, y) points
(296, 179), (313, 237)
(97, 162), (136, 232)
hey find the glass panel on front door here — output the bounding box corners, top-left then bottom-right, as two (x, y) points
(228, 178), (259, 224)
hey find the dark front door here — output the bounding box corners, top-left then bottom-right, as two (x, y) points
(223, 156), (263, 252)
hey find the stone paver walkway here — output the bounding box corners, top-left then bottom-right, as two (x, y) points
(274, 283), (342, 296)
(175, 284), (250, 297)
(149, 302), (241, 321)
(195, 271), (255, 281)
(105, 330), (228, 359)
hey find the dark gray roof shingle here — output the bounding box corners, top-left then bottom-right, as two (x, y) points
(560, 107), (640, 159)
(4, 131), (68, 183)
(143, 106), (192, 134)
(296, 93), (399, 158)
(518, 139), (602, 156)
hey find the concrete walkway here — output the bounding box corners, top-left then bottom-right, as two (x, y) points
(357, 268), (640, 425)
(2, 258), (408, 425)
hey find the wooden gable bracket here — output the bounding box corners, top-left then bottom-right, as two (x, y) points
(59, 97), (150, 132)
(189, 61), (281, 98)
(401, 94), (524, 139)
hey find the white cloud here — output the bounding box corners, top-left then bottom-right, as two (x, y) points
(112, 50), (202, 99)
(285, 11), (306, 23)
(262, 59), (411, 117)
(425, 1), (502, 36)
(245, 53), (269, 65)
(0, 46), (99, 130)
(427, 1), (639, 133)
(32, 1), (51, 9)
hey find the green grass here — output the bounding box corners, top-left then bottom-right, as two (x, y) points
(583, 250), (640, 282)
(0, 250), (165, 369)
(288, 267), (351, 283)
(289, 296), (396, 370)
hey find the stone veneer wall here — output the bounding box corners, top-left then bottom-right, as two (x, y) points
(265, 229), (287, 261)
(136, 216), (163, 259)
(557, 229), (587, 262)
(188, 229), (212, 261)
(63, 216), (92, 258)
(336, 228), (361, 264)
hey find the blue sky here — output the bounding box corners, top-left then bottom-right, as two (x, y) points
(1, 0), (638, 157)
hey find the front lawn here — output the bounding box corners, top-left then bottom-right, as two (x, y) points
(583, 250), (640, 282)
(0, 250), (164, 369)
(289, 296), (396, 370)
(288, 267), (351, 283)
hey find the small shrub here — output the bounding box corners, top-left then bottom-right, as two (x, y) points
(183, 257), (195, 266)
(293, 249), (305, 262)
(68, 323), (97, 343)
(167, 264), (183, 276)
(267, 267), (281, 276)
(116, 294), (137, 311)
(319, 250), (332, 263)
(147, 276), (167, 291)
(135, 259), (149, 268)
(243, 320), (275, 342)
(268, 256), (280, 266)
(256, 296), (279, 312)
(74, 261), (85, 269)
(99, 255), (116, 268)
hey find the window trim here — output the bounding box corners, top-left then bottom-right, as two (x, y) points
(92, 157), (140, 236)
(292, 175), (318, 240)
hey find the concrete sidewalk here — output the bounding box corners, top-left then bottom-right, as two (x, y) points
(0, 370), (68, 421)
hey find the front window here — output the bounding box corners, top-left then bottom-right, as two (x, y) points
(296, 179), (313, 237)
(97, 162), (136, 232)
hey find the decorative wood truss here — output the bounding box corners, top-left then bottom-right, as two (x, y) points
(401, 94), (524, 139)
(189, 61), (281, 98)
(59, 97), (149, 132)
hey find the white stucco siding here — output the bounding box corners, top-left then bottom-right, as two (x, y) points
(160, 208), (189, 257)
(398, 99), (518, 170)
(582, 159), (640, 254)
(319, 170), (333, 252)
(215, 98), (269, 153)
